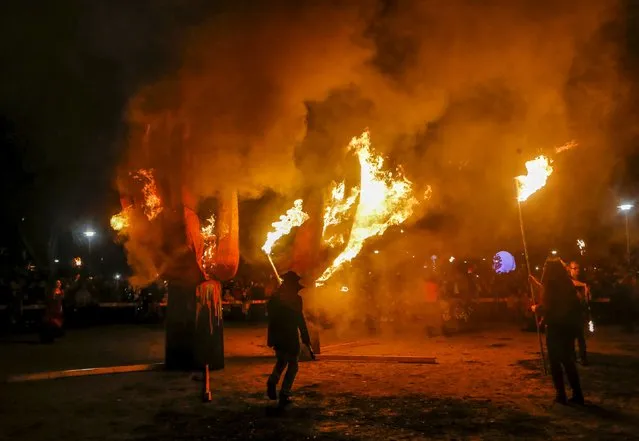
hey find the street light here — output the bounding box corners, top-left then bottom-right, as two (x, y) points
(618, 203), (634, 264)
(83, 229), (96, 254)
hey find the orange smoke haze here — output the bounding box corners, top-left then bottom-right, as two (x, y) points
(118, 0), (631, 296)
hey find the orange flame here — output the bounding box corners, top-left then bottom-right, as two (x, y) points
(201, 215), (217, 273)
(322, 181), (360, 247)
(110, 207), (132, 232)
(515, 155), (553, 202)
(134, 168), (163, 220)
(262, 199), (309, 255)
(316, 130), (421, 286)
(73, 257), (82, 267)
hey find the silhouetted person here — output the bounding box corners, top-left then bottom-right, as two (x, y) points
(266, 271), (314, 406)
(531, 257), (584, 405)
(568, 262), (589, 365)
(40, 280), (64, 343)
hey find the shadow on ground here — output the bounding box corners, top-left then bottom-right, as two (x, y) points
(135, 390), (561, 441)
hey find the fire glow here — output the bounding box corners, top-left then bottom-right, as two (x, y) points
(201, 215), (217, 273)
(134, 168), (163, 221)
(110, 207), (131, 232)
(316, 130), (421, 286)
(323, 181), (360, 247)
(515, 155), (553, 202)
(262, 199), (310, 255)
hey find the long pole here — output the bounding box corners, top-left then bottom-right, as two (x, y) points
(625, 212), (631, 265)
(266, 253), (282, 285)
(517, 197), (548, 374)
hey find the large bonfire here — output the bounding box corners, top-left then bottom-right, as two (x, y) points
(316, 130), (423, 286)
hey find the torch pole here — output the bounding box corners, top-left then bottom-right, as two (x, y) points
(266, 253), (282, 284)
(517, 197), (548, 375)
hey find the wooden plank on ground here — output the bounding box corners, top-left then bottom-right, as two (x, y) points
(317, 354), (436, 364)
(5, 363), (165, 383)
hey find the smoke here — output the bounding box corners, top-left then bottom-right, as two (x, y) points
(118, 0), (632, 305)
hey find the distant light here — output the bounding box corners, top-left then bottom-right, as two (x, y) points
(464, 260), (467, 263)
(482, 258), (486, 261)
(84, 230), (96, 238)
(618, 203), (634, 212)
(400, 229), (405, 233)
(412, 255), (415, 258)
(54, 259), (59, 263)
(340, 286), (349, 292)
(373, 250), (380, 254)
(114, 273), (121, 280)
(551, 250), (558, 255)
(449, 256), (455, 263)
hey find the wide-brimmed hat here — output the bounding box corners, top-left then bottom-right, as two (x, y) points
(280, 271), (304, 288)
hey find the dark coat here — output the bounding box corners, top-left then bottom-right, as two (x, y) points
(267, 289), (311, 356)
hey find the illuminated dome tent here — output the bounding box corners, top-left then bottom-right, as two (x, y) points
(493, 251), (516, 274)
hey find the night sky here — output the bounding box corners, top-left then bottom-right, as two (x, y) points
(2, 0), (639, 271)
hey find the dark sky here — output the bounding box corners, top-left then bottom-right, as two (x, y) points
(2, 0), (639, 268)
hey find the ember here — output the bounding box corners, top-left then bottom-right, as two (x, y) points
(133, 168), (163, 221)
(201, 215), (217, 273)
(316, 130), (421, 286)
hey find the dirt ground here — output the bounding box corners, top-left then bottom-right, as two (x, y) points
(1, 323), (639, 440)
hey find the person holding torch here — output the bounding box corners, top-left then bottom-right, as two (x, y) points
(530, 257), (585, 405)
(266, 271), (314, 407)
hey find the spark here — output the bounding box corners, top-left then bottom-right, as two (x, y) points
(201, 215), (217, 273)
(577, 239), (586, 255)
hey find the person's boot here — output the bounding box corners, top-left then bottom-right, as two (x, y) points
(554, 392), (568, 405)
(267, 381), (277, 400)
(278, 393), (293, 407)
(568, 394), (585, 405)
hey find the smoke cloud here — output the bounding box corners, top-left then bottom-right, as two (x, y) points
(118, 0), (632, 314)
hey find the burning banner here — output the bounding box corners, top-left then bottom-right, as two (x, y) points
(316, 130), (421, 286)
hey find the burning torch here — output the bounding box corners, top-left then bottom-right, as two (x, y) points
(261, 199), (310, 285)
(515, 155), (553, 375)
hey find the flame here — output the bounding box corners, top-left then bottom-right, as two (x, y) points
(588, 320), (594, 333)
(201, 215), (217, 272)
(555, 140), (578, 154)
(133, 169), (163, 220)
(73, 257), (82, 267)
(262, 199), (310, 255)
(110, 207), (132, 232)
(322, 181), (360, 247)
(577, 239), (586, 255)
(316, 130), (420, 286)
(515, 155), (553, 202)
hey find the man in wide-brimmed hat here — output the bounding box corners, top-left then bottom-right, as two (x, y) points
(266, 271), (314, 406)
